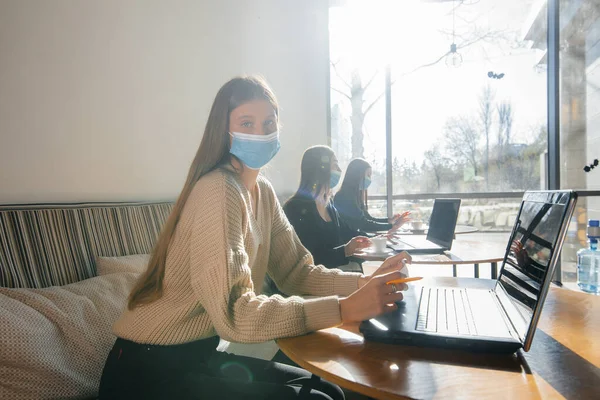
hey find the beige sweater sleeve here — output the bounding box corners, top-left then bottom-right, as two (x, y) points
(262, 179), (362, 298)
(188, 176), (345, 343)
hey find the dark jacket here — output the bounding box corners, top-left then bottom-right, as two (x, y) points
(283, 196), (360, 269)
(333, 191), (392, 233)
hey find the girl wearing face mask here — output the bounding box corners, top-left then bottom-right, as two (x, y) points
(98, 76), (411, 400)
(334, 158), (410, 235)
(283, 146), (371, 271)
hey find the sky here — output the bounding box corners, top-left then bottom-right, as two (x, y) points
(329, 0), (548, 171)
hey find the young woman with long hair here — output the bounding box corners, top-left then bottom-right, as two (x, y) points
(98, 76), (411, 400)
(334, 159), (410, 234)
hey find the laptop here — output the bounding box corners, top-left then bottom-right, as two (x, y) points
(389, 199), (461, 254)
(360, 190), (578, 353)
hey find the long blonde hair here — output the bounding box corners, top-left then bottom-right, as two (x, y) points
(128, 76), (278, 310)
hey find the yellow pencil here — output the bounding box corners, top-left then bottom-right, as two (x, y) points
(386, 276), (423, 285)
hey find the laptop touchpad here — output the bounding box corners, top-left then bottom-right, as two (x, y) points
(367, 286), (420, 331)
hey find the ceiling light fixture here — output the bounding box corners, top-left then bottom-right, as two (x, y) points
(445, 0), (463, 68)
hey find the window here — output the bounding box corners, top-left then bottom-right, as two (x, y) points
(329, 0), (600, 284)
(329, 3), (388, 216)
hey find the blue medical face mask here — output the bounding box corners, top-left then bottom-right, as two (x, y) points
(229, 131), (280, 170)
(360, 176), (371, 190)
(330, 169), (341, 188)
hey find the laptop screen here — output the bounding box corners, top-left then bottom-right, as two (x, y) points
(497, 191), (576, 347)
(426, 199), (461, 248)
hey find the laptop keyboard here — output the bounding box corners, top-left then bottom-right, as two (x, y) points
(416, 287), (513, 338)
(416, 287), (477, 335)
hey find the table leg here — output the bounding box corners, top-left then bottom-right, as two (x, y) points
(474, 264), (480, 278)
(491, 262), (498, 279)
(453, 264), (457, 277)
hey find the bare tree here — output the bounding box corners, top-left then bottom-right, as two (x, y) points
(330, 63), (381, 158)
(478, 84), (495, 190)
(444, 116), (481, 177)
(494, 124), (546, 191)
(424, 144), (452, 190)
(497, 101), (514, 147)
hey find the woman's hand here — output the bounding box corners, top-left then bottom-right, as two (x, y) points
(388, 211), (411, 233)
(357, 251), (411, 288)
(344, 236), (372, 257)
(373, 251), (412, 276)
(339, 270), (409, 324)
(389, 211), (411, 225)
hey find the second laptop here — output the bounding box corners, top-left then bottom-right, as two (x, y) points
(390, 198), (461, 254)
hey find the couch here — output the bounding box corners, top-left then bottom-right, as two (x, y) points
(0, 202), (172, 400)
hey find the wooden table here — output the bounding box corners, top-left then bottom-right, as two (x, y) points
(357, 240), (506, 278)
(278, 277), (600, 400)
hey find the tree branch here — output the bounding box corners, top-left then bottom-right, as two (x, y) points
(341, 24), (510, 118)
(330, 60), (352, 90)
(331, 86), (351, 100)
(458, 29), (508, 48)
(403, 52), (451, 76)
(363, 85), (389, 116)
(363, 71), (379, 91)
(397, 28), (506, 78)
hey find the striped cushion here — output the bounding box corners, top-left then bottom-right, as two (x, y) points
(0, 202), (173, 288)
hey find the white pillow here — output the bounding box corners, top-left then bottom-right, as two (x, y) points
(95, 254), (150, 276)
(0, 272), (138, 400)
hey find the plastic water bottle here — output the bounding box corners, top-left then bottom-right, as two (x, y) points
(577, 219), (600, 294)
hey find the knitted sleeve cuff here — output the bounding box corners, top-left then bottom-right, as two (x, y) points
(303, 296), (342, 332)
(333, 272), (361, 296)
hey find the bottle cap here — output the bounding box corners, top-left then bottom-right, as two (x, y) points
(588, 220), (600, 238)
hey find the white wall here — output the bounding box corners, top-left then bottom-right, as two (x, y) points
(0, 0), (329, 204)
